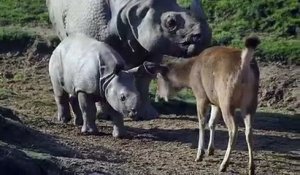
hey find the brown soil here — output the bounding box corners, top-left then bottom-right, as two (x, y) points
(0, 43), (299, 175)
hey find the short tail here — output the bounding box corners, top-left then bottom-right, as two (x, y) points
(241, 36), (260, 69)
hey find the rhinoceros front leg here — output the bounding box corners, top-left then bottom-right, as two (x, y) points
(54, 91), (72, 123)
(77, 92), (98, 134)
(102, 103), (126, 138)
(135, 76), (159, 120)
(111, 114), (126, 138)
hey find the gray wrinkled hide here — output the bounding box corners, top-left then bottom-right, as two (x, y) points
(49, 34), (140, 137)
(47, 0), (212, 120)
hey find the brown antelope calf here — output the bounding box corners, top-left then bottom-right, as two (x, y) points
(156, 36), (260, 174)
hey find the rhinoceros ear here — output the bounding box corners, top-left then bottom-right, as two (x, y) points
(190, 0), (207, 21)
(116, 2), (149, 52)
(127, 61), (169, 77)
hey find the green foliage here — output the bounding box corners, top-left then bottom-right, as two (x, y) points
(178, 0), (300, 64)
(0, 0), (49, 26)
(0, 26), (34, 42)
(150, 80), (195, 103)
(0, 0), (299, 63)
(201, 0), (300, 38)
(258, 39), (300, 64)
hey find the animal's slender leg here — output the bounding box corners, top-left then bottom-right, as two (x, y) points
(195, 98), (208, 162)
(78, 92), (98, 134)
(54, 91), (71, 123)
(242, 110), (255, 175)
(219, 105), (238, 172)
(69, 95), (83, 125)
(207, 105), (221, 156)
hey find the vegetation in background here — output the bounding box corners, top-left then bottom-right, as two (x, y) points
(0, 26), (34, 42)
(0, 0), (49, 26)
(178, 0), (300, 64)
(0, 0), (299, 63)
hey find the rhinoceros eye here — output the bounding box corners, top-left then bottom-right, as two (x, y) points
(166, 18), (177, 31)
(120, 94), (126, 102)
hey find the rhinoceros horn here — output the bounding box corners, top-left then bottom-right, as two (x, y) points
(190, 0), (207, 21)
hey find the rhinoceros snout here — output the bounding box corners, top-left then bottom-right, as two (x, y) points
(128, 108), (137, 117)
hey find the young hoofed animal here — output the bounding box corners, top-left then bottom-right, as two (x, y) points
(156, 36), (260, 174)
(49, 34), (166, 138)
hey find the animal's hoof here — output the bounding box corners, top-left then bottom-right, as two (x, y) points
(219, 163), (228, 172)
(195, 157), (203, 162)
(248, 164), (255, 175)
(207, 148), (214, 156)
(195, 150), (205, 162)
(194, 155), (204, 162)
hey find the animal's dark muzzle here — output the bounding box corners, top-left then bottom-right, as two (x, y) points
(128, 108), (137, 118)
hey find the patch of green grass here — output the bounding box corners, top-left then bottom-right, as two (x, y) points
(150, 80), (195, 103)
(0, 0), (49, 26)
(178, 0), (300, 64)
(227, 36), (300, 64)
(0, 26), (35, 42)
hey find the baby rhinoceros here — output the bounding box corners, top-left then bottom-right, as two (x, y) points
(49, 34), (166, 138)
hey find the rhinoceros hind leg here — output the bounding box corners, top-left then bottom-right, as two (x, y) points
(54, 91), (72, 123)
(78, 92), (98, 134)
(69, 95), (83, 125)
(111, 114), (126, 138)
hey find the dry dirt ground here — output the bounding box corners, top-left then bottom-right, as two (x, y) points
(0, 48), (299, 175)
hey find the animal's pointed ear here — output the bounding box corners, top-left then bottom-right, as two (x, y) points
(143, 61), (169, 76)
(127, 61), (169, 78)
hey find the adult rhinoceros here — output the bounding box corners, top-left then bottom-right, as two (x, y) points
(46, 0), (211, 120)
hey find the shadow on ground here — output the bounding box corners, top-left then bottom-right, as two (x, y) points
(145, 100), (300, 155)
(153, 99), (300, 133)
(0, 106), (125, 175)
(127, 124), (299, 154)
(0, 107), (78, 158)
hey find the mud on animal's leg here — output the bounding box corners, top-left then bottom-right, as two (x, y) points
(207, 105), (221, 156)
(54, 91), (72, 123)
(242, 111), (255, 175)
(78, 92), (98, 134)
(69, 96), (83, 126)
(195, 99), (208, 162)
(219, 106), (238, 172)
